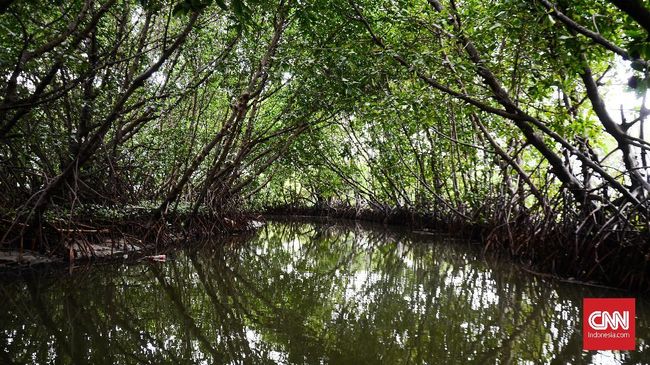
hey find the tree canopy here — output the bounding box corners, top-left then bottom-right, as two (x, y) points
(1, 0), (649, 288)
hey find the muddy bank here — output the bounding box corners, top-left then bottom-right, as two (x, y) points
(263, 206), (485, 238)
(0, 211), (262, 273)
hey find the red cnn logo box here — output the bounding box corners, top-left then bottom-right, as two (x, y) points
(583, 298), (635, 351)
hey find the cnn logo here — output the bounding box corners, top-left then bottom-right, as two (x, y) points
(588, 310), (629, 330)
(583, 298), (635, 351)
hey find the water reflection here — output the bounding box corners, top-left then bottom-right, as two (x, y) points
(0, 221), (648, 364)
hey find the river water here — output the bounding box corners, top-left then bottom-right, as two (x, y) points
(0, 220), (648, 364)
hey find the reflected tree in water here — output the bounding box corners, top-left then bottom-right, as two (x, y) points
(1, 222), (647, 364)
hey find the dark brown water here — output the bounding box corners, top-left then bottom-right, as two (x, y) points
(0, 220), (648, 364)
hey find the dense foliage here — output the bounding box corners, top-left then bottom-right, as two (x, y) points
(1, 0), (649, 288)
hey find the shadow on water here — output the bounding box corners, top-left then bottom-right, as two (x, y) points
(0, 220), (648, 364)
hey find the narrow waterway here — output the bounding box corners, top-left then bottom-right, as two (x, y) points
(0, 220), (647, 364)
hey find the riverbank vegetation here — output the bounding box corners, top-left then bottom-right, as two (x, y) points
(1, 0), (649, 290)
